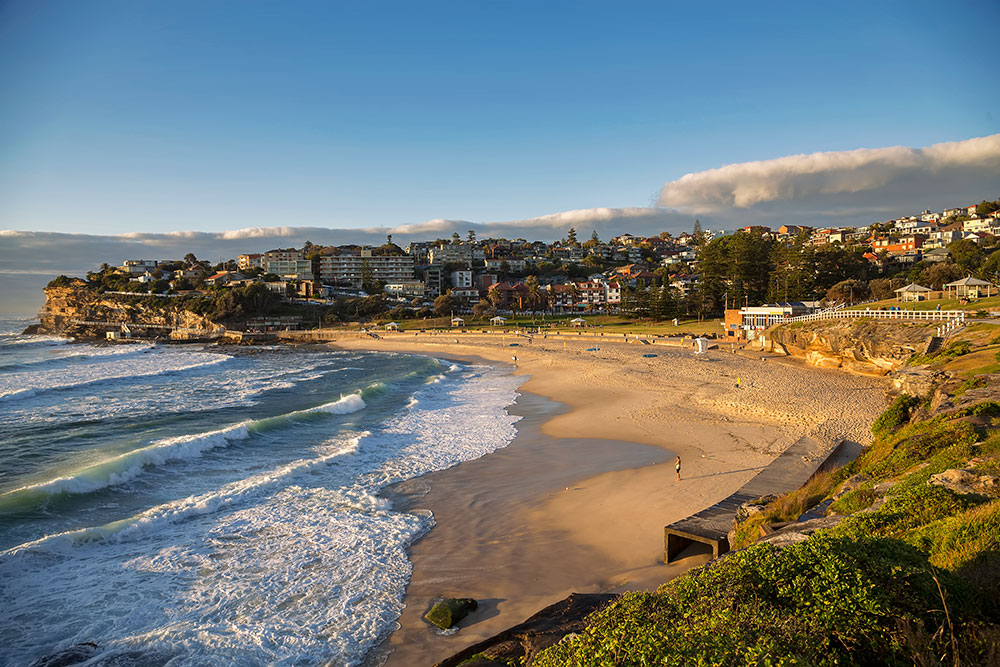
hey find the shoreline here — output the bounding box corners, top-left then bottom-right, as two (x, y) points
(333, 333), (889, 667)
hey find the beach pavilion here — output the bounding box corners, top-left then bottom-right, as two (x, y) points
(489, 316), (507, 326)
(384, 322), (399, 331)
(451, 316), (465, 327)
(894, 282), (932, 302)
(570, 317), (587, 327)
(944, 276), (996, 300)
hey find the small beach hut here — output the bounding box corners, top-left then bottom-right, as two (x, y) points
(944, 276), (996, 300)
(451, 316), (465, 327)
(384, 322), (399, 331)
(489, 316), (507, 326)
(894, 282), (932, 302)
(570, 317), (587, 328)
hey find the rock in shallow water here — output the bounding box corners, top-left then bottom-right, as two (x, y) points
(425, 597), (478, 630)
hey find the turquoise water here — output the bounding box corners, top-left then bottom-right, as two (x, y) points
(0, 318), (522, 666)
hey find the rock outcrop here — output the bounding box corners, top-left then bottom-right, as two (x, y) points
(928, 469), (1000, 497)
(766, 320), (934, 375)
(35, 284), (224, 339)
(435, 593), (618, 667)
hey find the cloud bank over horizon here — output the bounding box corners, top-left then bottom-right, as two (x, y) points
(658, 134), (1000, 215)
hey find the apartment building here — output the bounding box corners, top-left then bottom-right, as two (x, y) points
(318, 249), (414, 288)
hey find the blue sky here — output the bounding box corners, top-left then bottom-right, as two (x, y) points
(1, 0), (998, 236)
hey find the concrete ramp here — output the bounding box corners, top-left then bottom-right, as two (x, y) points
(664, 436), (845, 562)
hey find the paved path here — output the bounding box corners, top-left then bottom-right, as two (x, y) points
(664, 435), (839, 561)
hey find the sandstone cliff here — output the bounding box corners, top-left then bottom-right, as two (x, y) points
(763, 319), (934, 375)
(33, 283), (225, 339)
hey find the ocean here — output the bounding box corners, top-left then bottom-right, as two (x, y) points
(0, 317), (522, 666)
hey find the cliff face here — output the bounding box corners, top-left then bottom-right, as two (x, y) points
(35, 284), (225, 339)
(765, 319), (934, 375)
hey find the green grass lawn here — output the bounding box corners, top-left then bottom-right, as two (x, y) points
(845, 295), (1000, 313)
(366, 314), (724, 336)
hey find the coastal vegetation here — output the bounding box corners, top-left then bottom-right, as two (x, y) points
(527, 327), (1000, 666)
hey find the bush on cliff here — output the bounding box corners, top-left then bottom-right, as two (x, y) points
(870, 393), (918, 437)
(534, 535), (992, 666)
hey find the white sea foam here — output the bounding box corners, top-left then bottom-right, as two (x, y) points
(0, 347), (230, 402)
(2, 435), (366, 555)
(0, 360), (523, 667)
(0, 334), (68, 346)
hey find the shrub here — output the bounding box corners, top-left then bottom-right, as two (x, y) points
(534, 535), (971, 667)
(829, 487), (880, 515)
(871, 394), (919, 437)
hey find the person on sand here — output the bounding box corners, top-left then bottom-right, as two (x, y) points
(675, 456), (681, 482)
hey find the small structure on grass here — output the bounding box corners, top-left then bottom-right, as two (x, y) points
(384, 322), (399, 331)
(451, 317), (465, 327)
(944, 276), (996, 300)
(570, 317), (587, 328)
(489, 316), (507, 326)
(894, 282), (932, 302)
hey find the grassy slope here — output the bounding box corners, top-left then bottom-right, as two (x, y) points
(531, 325), (1000, 667)
(845, 295), (1000, 313)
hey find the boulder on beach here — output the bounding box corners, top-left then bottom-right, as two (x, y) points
(425, 598), (478, 630)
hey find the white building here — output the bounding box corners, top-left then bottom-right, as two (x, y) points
(318, 249), (414, 288)
(450, 270), (473, 288)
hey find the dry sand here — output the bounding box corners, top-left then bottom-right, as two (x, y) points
(330, 331), (888, 666)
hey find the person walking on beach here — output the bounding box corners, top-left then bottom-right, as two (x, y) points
(675, 456), (681, 482)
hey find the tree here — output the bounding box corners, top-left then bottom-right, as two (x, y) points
(869, 277), (904, 300)
(692, 219), (705, 246)
(948, 239), (985, 272)
(184, 253), (198, 266)
(451, 232), (461, 245)
(524, 275), (544, 311)
(360, 259), (378, 294)
(567, 227), (579, 247)
(472, 299), (493, 318)
(386, 234), (392, 245)
(825, 279), (869, 305)
(920, 262), (964, 290)
(488, 286), (505, 310)
(467, 229), (476, 243)
(434, 292), (458, 316)
(976, 200), (1000, 217)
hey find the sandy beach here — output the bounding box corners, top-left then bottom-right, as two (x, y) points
(331, 332), (888, 666)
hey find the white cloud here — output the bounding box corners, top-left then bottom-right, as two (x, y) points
(658, 134), (1000, 211)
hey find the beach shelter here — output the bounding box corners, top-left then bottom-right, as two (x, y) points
(894, 282), (932, 302)
(944, 276), (996, 299)
(451, 317), (465, 327)
(570, 317), (587, 327)
(384, 322), (399, 331)
(489, 316), (507, 326)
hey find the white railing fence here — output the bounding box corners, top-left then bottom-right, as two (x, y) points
(784, 309), (966, 324)
(936, 317), (965, 337)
